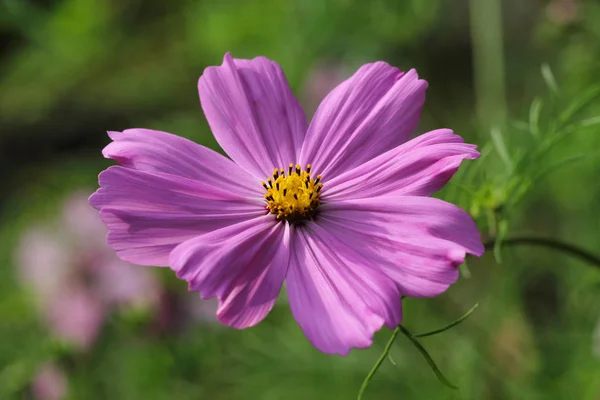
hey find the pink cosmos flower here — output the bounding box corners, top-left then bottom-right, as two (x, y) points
(90, 53), (484, 355)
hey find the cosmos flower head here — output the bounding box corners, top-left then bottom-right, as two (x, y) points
(90, 52), (484, 355)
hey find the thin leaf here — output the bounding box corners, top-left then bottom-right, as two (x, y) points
(490, 126), (512, 172)
(357, 327), (400, 400)
(398, 325), (458, 390)
(574, 116), (600, 128)
(387, 353), (396, 366)
(494, 219), (509, 264)
(414, 303), (479, 338)
(459, 259), (472, 279)
(559, 84), (600, 126)
(446, 182), (477, 198)
(508, 153), (598, 212)
(541, 63), (559, 94)
(529, 98), (543, 138)
(511, 120), (530, 132)
(532, 153), (600, 182)
(503, 179), (532, 219)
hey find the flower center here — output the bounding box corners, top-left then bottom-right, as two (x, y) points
(262, 164), (323, 223)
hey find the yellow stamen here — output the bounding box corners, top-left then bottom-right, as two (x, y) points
(263, 163), (322, 222)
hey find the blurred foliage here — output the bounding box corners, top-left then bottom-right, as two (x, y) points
(1, 0), (600, 399)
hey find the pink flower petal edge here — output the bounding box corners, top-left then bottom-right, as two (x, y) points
(300, 64), (427, 177)
(199, 53), (307, 179)
(286, 225), (402, 355)
(169, 216), (289, 329)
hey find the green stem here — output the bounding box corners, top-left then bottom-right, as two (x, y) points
(357, 327), (400, 400)
(468, 0), (507, 130)
(484, 236), (600, 269)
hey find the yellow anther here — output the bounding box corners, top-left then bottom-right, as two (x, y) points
(262, 163), (322, 223)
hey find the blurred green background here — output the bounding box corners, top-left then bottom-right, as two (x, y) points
(1, 0), (599, 399)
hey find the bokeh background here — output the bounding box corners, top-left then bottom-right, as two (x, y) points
(1, 0), (599, 399)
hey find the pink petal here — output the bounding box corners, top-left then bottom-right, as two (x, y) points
(170, 216), (288, 329)
(46, 285), (105, 351)
(324, 129), (480, 200)
(299, 63), (427, 178)
(61, 192), (109, 249)
(90, 166), (265, 266)
(32, 363), (68, 400)
(199, 53), (307, 179)
(95, 260), (161, 309)
(319, 196), (484, 297)
(17, 227), (71, 303)
(286, 225), (402, 355)
(103, 129), (261, 198)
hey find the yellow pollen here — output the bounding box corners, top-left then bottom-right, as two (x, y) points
(263, 163), (322, 222)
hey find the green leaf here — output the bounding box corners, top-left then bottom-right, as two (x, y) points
(532, 153), (600, 182)
(573, 115), (600, 129)
(511, 120), (530, 132)
(387, 353), (396, 366)
(558, 83), (600, 126)
(541, 63), (559, 95)
(357, 327), (401, 400)
(459, 259), (472, 279)
(529, 98), (543, 138)
(357, 302), (478, 399)
(490, 126), (512, 172)
(414, 303), (479, 338)
(398, 325), (458, 389)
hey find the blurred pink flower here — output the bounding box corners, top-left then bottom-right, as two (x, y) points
(17, 192), (161, 350)
(18, 229), (70, 303)
(546, 0), (579, 25)
(32, 363), (67, 400)
(301, 62), (347, 116)
(95, 260), (160, 309)
(47, 285), (104, 350)
(154, 292), (218, 334)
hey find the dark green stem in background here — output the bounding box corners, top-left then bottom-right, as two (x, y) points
(484, 236), (600, 269)
(469, 0), (507, 130)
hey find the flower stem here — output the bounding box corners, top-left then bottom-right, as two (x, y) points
(484, 236), (600, 269)
(468, 0), (507, 130)
(357, 327), (400, 400)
